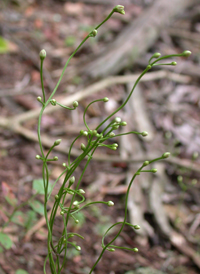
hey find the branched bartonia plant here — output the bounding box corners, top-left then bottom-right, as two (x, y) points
(36, 5), (191, 274)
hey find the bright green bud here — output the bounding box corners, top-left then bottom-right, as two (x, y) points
(35, 155), (41, 159)
(62, 163), (67, 167)
(78, 189), (85, 194)
(171, 61), (177, 66)
(141, 131), (148, 137)
(107, 201), (114, 207)
(162, 152), (170, 158)
(152, 52), (161, 58)
(53, 156), (58, 161)
(92, 130), (97, 136)
(108, 248), (115, 252)
(103, 97), (109, 102)
(83, 131), (88, 136)
(73, 201), (79, 206)
(39, 49), (46, 60)
(151, 168), (157, 173)
(113, 5), (125, 15)
(60, 211), (64, 215)
(147, 65), (151, 69)
(75, 219), (79, 224)
(89, 29), (97, 37)
(54, 139), (61, 146)
(76, 246), (81, 251)
(112, 125), (119, 130)
(114, 117), (121, 123)
(37, 96), (42, 102)
(67, 190), (74, 195)
(81, 143), (86, 151)
(108, 132), (115, 137)
(133, 248), (139, 252)
(112, 143), (118, 147)
(143, 161), (149, 166)
(50, 99), (57, 106)
(55, 195), (59, 200)
(80, 130), (84, 135)
(133, 225), (140, 230)
(110, 146), (117, 150)
(69, 176), (75, 184)
(182, 50), (191, 57)
(121, 121), (127, 126)
(73, 101), (78, 108)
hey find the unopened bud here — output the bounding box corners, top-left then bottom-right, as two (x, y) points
(107, 201), (114, 207)
(121, 121), (127, 126)
(113, 5), (125, 15)
(143, 161), (149, 166)
(182, 50), (191, 57)
(108, 132), (115, 137)
(50, 99), (57, 106)
(114, 117), (121, 123)
(35, 155), (41, 160)
(78, 189), (85, 194)
(152, 52), (161, 58)
(141, 131), (148, 137)
(162, 152), (170, 158)
(54, 139), (61, 146)
(151, 168), (157, 173)
(69, 176), (75, 184)
(89, 29), (97, 37)
(171, 61), (177, 66)
(53, 156), (58, 161)
(73, 201), (79, 206)
(37, 96), (42, 102)
(73, 101), (78, 108)
(133, 225), (140, 230)
(76, 246), (81, 251)
(39, 49), (46, 60)
(83, 131), (88, 137)
(81, 143), (86, 151)
(133, 248), (139, 252)
(103, 97), (109, 102)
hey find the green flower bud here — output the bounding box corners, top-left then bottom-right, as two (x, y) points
(62, 163), (67, 167)
(67, 190), (74, 195)
(112, 143), (118, 147)
(80, 129), (84, 135)
(37, 96), (42, 102)
(54, 139), (62, 146)
(69, 176), (75, 184)
(73, 101), (78, 108)
(133, 225), (140, 230)
(75, 219), (79, 224)
(151, 168), (157, 173)
(133, 248), (139, 252)
(89, 29), (97, 37)
(76, 246), (81, 251)
(114, 117), (121, 123)
(110, 146), (117, 150)
(35, 155), (41, 160)
(112, 125), (119, 130)
(147, 65), (151, 69)
(83, 131), (88, 136)
(53, 156), (58, 161)
(143, 161), (149, 166)
(50, 99), (57, 106)
(92, 130), (97, 136)
(121, 121), (127, 126)
(182, 50), (191, 57)
(108, 132), (115, 137)
(39, 49), (46, 60)
(171, 61), (177, 66)
(60, 211), (64, 215)
(152, 52), (161, 58)
(107, 201), (114, 207)
(113, 5), (125, 15)
(55, 194), (59, 200)
(78, 189), (85, 194)
(141, 131), (148, 137)
(73, 201), (79, 206)
(81, 143), (86, 151)
(108, 248), (115, 252)
(162, 152), (170, 158)
(103, 97), (109, 102)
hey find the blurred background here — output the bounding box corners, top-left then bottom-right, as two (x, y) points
(0, 0), (200, 273)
